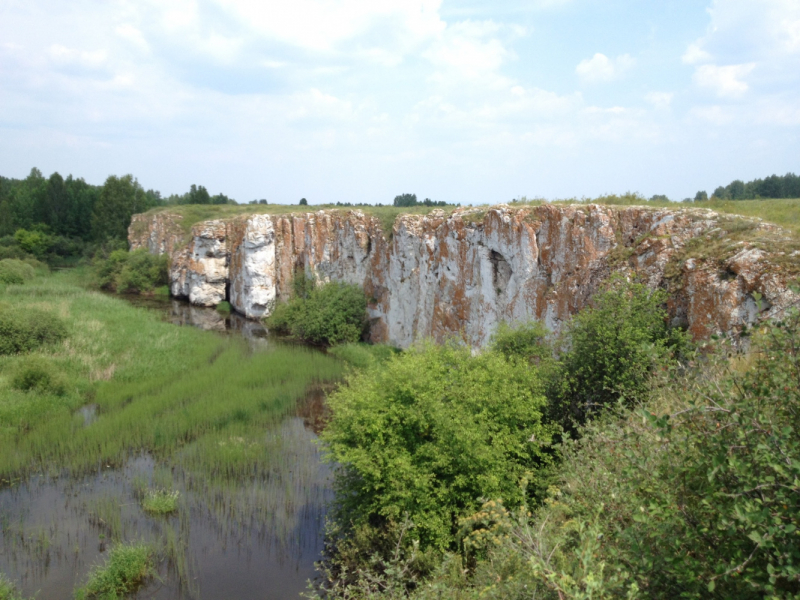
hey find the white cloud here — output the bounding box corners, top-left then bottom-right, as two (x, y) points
(48, 44), (107, 68)
(681, 43), (711, 65)
(693, 62), (755, 97)
(211, 0), (446, 53)
(575, 53), (635, 83)
(423, 20), (515, 82)
(115, 25), (150, 53)
(645, 92), (674, 110)
(684, 0), (800, 97)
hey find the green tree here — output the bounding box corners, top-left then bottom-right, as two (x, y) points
(91, 175), (147, 241)
(299, 198), (308, 206)
(694, 190), (708, 202)
(550, 276), (687, 429)
(187, 184), (211, 205)
(393, 193), (417, 207)
(322, 342), (554, 552)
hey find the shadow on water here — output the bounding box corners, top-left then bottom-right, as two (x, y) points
(0, 296), (338, 600)
(119, 294), (272, 341)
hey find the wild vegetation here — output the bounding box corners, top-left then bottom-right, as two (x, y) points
(0, 574), (26, 600)
(73, 543), (155, 600)
(94, 248), (169, 294)
(0, 266), (349, 597)
(0, 270), (345, 480)
(266, 273), (368, 346)
(311, 277), (800, 600)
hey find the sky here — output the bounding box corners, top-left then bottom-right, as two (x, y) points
(1, 0), (799, 205)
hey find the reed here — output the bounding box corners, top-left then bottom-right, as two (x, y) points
(0, 269), (345, 481)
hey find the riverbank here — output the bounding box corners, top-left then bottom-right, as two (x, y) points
(0, 268), (346, 598)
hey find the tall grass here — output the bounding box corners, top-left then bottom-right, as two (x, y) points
(0, 269), (345, 480)
(73, 543), (155, 600)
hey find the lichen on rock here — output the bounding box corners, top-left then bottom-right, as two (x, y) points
(129, 204), (799, 348)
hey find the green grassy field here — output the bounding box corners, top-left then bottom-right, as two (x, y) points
(0, 269), (345, 481)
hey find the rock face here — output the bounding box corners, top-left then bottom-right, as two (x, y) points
(129, 205), (799, 348)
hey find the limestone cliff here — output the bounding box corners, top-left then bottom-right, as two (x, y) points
(129, 205), (799, 348)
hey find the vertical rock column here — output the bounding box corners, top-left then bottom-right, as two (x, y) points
(229, 215), (278, 319)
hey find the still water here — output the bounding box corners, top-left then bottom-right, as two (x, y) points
(0, 297), (334, 600)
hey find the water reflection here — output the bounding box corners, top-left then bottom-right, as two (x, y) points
(118, 295), (270, 343)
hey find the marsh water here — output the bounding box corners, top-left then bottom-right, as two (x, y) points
(0, 297), (334, 599)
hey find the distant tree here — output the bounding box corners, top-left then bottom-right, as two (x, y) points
(210, 193), (233, 205)
(649, 194), (669, 202)
(694, 190), (708, 202)
(393, 193), (417, 207)
(299, 198), (308, 206)
(187, 184), (211, 205)
(91, 175), (147, 241)
(727, 179), (746, 200)
(712, 186), (727, 199)
(258, 199), (267, 205)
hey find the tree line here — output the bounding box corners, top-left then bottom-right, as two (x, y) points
(695, 171), (800, 202)
(0, 168), (236, 244)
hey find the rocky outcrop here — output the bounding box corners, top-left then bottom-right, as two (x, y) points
(129, 205), (799, 348)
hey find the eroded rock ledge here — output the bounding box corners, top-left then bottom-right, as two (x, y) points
(129, 205), (799, 348)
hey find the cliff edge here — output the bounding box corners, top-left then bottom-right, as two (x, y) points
(129, 204), (799, 348)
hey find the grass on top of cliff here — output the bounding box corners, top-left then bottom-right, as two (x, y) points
(142, 203), (458, 240)
(0, 268), (345, 480)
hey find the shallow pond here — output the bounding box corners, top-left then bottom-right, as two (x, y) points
(0, 299), (335, 600)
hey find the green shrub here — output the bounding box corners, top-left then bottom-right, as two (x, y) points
(141, 489), (180, 515)
(387, 309), (800, 600)
(0, 259), (35, 285)
(13, 229), (51, 259)
(74, 543), (154, 600)
(266, 277), (367, 346)
(0, 574), (26, 600)
(0, 307), (68, 355)
(549, 276), (688, 429)
(322, 342), (555, 553)
(490, 320), (552, 364)
(10, 355), (67, 395)
(95, 249), (168, 293)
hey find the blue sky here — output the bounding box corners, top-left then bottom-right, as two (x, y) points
(1, 0), (798, 204)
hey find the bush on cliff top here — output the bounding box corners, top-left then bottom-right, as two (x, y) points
(265, 275), (367, 346)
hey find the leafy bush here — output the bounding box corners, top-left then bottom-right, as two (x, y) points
(74, 543), (154, 600)
(321, 342), (555, 553)
(490, 320), (552, 364)
(549, 276), (688, 429)
(10, 355), (67, 395)
(266, 276), (367, 346)
(95, 248), (169, 293)
(0, 259), (35, 285)
(13, 229), (51, 258)
(361, 308), (800, 600)
(0, 307), (68, 355)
